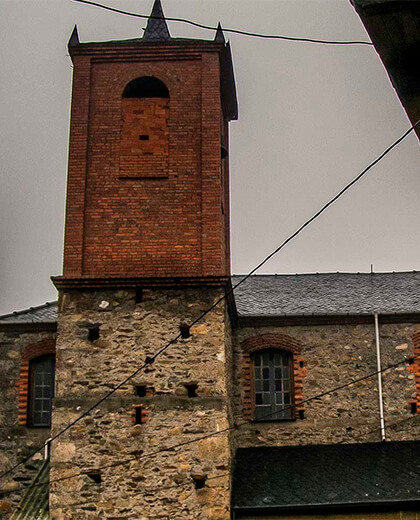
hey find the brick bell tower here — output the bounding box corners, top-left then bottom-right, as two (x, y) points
(59, 0), (237, 284)
(51, 2), (238, 519)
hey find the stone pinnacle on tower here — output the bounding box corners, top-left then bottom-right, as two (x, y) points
(143, 0), (171, 42)
(68, 25), (79, 47)
(214, 22), (225, 43)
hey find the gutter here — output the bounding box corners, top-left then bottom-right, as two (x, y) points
(236, 312), (420, 327)
(232, 497), (420, 516)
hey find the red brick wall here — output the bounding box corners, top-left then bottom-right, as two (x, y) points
(63, 44), (230, 279)
(240, 334), (306, 421)
(17, 338), (56, 426)
(410, 331), (420, 413)
(119, 97), (169, 179)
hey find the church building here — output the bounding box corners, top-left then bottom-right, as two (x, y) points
(1, 1), (420, 519)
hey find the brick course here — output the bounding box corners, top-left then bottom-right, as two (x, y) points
(240, 334), (306, 421)
(17, 338), (56, 426)
(63, 44), (231, 280)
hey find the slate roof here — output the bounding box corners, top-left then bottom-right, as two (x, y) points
(142, 0), (171, 42)
(232, 441), (420, 512)
(0, 302), (57, 324)
(10, 456), (49, 520)
(1, 272), (420, 324)
(351, 0), (404, 6)
(232, 271), (420, 316)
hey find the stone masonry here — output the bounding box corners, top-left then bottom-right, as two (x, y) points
(0, 330), (55, 516)
(50, 287), (231, 520)
(231, 322), (420, 451)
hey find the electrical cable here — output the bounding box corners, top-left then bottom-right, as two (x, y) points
(4, 352), (416, 494)
(338, 411), (420, 444)
(60, 414), (420, 511)
(72, 0), (373, 46)
(58, 414), (420, 511)
(51, 472), (230, 510)
(1, 119), (418, 483)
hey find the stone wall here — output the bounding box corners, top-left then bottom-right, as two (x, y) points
(0, 329), (55, 516)
(231, 322), (420, 450)
(50, 286), (231, 520)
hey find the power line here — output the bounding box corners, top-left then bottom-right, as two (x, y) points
(59, 414), (420, 511)
(18, 413), (418, 516)
(9, 472), (229, 515)
(339, 412), (420, 444)
(1, 120), (418, 483)
(72, 0), (373, 46)
(6, 353), (416, 494)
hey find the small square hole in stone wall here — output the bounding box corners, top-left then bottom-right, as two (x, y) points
(184, 383), (198, 398)
(135, 385), (147, 397)
(180, 323), (191, 339)
(88, 326), (100, 342)
(86, 471), (102, 484)
(135, 406), (143, 424)
(193, 476), (206, 490)
(139, 135), (149, 141)
(135, 288), (143, 303)
(411, 402), (417, 414)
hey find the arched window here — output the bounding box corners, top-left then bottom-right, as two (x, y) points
(120, 76), (170, 178)
(122, 76), (169, 99)
(252, 349), (294, 421)
(28, 355), (55, 427)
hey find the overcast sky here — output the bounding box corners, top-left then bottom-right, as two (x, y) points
(0, 0), (419, 315)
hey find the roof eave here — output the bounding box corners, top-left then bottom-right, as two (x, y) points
(0, 322), (57, 333)
(232, 497), (420, 514)
(236, 312), (420, 327)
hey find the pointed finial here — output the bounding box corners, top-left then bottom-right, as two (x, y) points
(214, 22), (225, 43)
(143, 0), (171, 42)
(68, 25), (80, 47)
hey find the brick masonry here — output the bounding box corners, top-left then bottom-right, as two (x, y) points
(119, 97), (169, 179)
(239, 333), (306, 421)
(63, 44), (231, 280)
(18, 337), (55, 426)
(231, 323), (420, 451)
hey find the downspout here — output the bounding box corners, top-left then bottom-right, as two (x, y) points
(374, 313), (386, 441)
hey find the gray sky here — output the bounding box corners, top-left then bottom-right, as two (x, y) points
(1, 0), (419, 315)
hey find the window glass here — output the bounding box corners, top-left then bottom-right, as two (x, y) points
(252, 350), (293, 421)
(28, 355), (55, 427)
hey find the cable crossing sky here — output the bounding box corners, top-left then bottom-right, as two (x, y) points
(72, 0), (373, 45)
(1, 120), (418, 482)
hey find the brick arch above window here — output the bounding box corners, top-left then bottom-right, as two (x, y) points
(18, 338), (56, 426)
(240, 334), (306, 421)
(241, 333), (303, 355)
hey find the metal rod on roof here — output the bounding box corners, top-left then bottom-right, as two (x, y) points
(374, 313), (386, 441)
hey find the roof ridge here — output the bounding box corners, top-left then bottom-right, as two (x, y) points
(231, 270), (420, 277)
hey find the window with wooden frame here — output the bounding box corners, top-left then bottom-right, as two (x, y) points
(252, 349), (294, 421)
(241, 334), (306, 422)
(28, 355), (55, 427)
